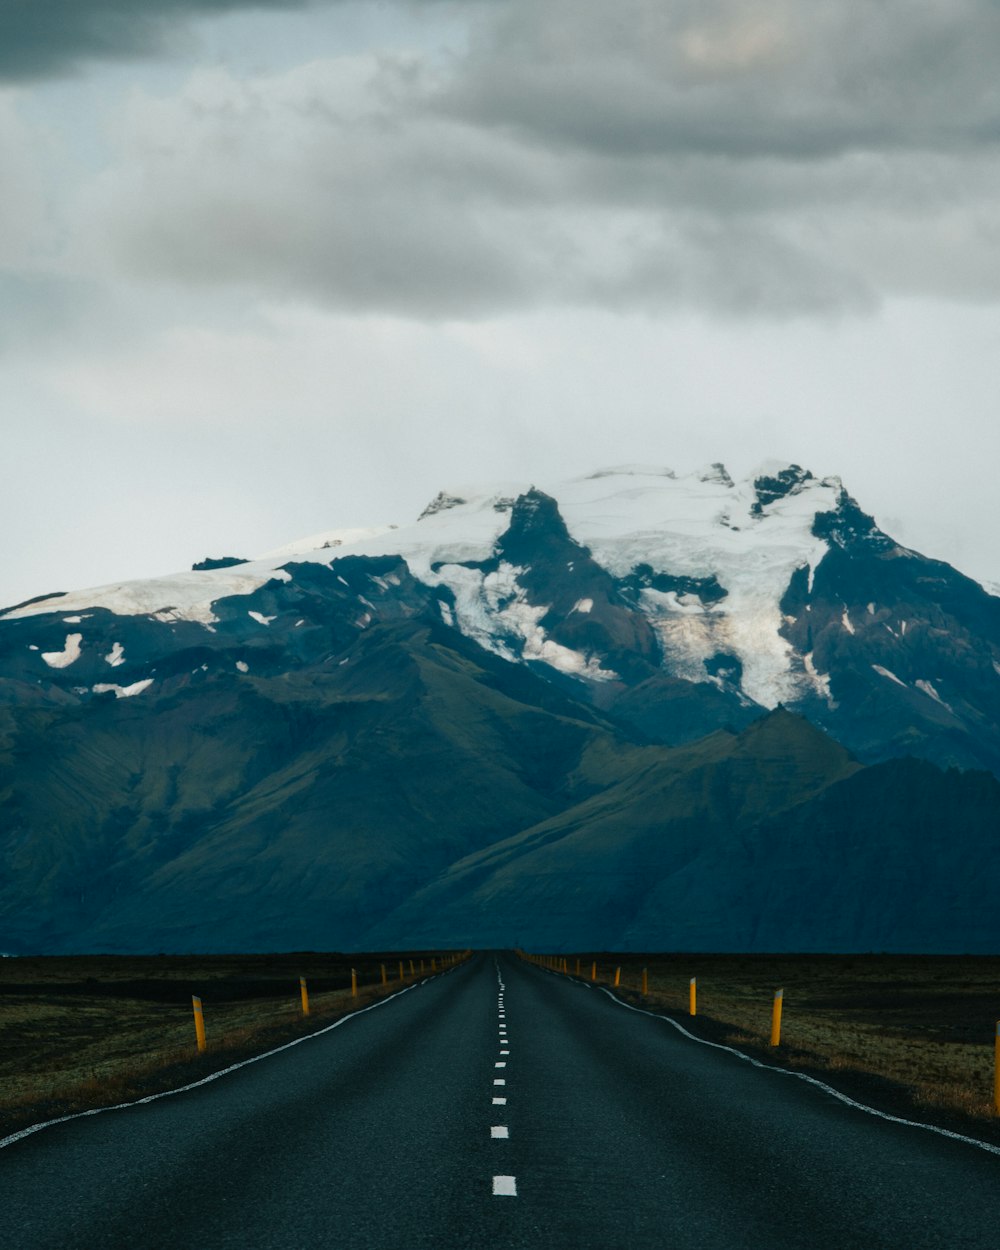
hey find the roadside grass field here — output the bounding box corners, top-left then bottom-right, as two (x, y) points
(539, 953), (1000, 1137)
(0, 952), (454, 1139)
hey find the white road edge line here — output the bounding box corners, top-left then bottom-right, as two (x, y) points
(0, 969), (453, 1151)
(491, 1125), (509, 1139)
(492, 1174), (517, 1196)
(584, 981), (1000, 1159)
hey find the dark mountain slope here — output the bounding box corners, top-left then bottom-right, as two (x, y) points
(722, 758), (1000, 952)
(361, 710), (861, 949)
(0, 618), (645, 954)
(363, 711), (1000, 953)
(781, 493), (1000, 774)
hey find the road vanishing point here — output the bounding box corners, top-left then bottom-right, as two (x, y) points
(3, 952), (1000, 1248)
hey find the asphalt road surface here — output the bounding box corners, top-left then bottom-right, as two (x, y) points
(4, 951), (1000, 1248)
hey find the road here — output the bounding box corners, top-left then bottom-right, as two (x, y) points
(3, 951), (1000, 1248)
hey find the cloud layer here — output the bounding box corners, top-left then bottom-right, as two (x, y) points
(4, 0), (1000, 611)
(46, 0), (1000, 319)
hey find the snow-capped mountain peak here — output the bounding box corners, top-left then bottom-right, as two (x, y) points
(4, 462), (1000, 781)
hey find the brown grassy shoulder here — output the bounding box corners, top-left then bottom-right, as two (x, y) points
(527, 952), (1000, 1145)
(0, 951), (461, 1140)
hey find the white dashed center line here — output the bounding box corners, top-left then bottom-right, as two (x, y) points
(491, 966), (516, 1197)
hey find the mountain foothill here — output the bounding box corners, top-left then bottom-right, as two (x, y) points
(1, 465), (998, 954)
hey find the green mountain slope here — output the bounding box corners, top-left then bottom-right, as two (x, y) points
(362, 711), (1000, 953)
(3, 616), (999, 954)
(361, 710), (860, 949)
(0, 619), (644, 953)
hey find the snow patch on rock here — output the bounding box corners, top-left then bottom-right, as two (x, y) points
(872, 664), (906, 687)
(93, 678), (153, 698)
(435, 561), (615, 680)
(104, 642), (125, 667)
(42, 634), (83, 669)
(916, 679), (953, 712)
(803, 652), (834, 705)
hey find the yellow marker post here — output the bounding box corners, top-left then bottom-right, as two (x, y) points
(994, 1021), (1000, 1115)
(381, 963), (388, 987)
(351, 968), (358, 998)
(192, 995), (206, 1053)
(299, 976), (310, 1016)
(575, 959), (581, 977)
(591, 961), (597, 982)
(770, 989), (784, 1047)
(689, 977), (697, 1017)
(642, 967), (648, 996)
(399, 960), (405, 981)
(613, 966), (621, 987)
(431, 957), (437, 972)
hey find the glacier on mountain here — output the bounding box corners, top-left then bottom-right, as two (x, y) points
(1, 463), (852, 709)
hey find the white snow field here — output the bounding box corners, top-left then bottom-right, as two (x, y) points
(4, 464), (868, 707)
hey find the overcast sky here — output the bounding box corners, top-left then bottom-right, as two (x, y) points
(3, 0), (999, 609)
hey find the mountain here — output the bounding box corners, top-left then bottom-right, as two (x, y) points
(2, 463), (999, 953)
(0, 609), (648, 953)
(6, 463), (999, 773)
(367, 711), (1000, 953)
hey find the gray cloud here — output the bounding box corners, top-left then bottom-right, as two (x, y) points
(435, 0), (1000, 160)
(58, 0), (1000, 319)
(0, 0), (313, 80)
